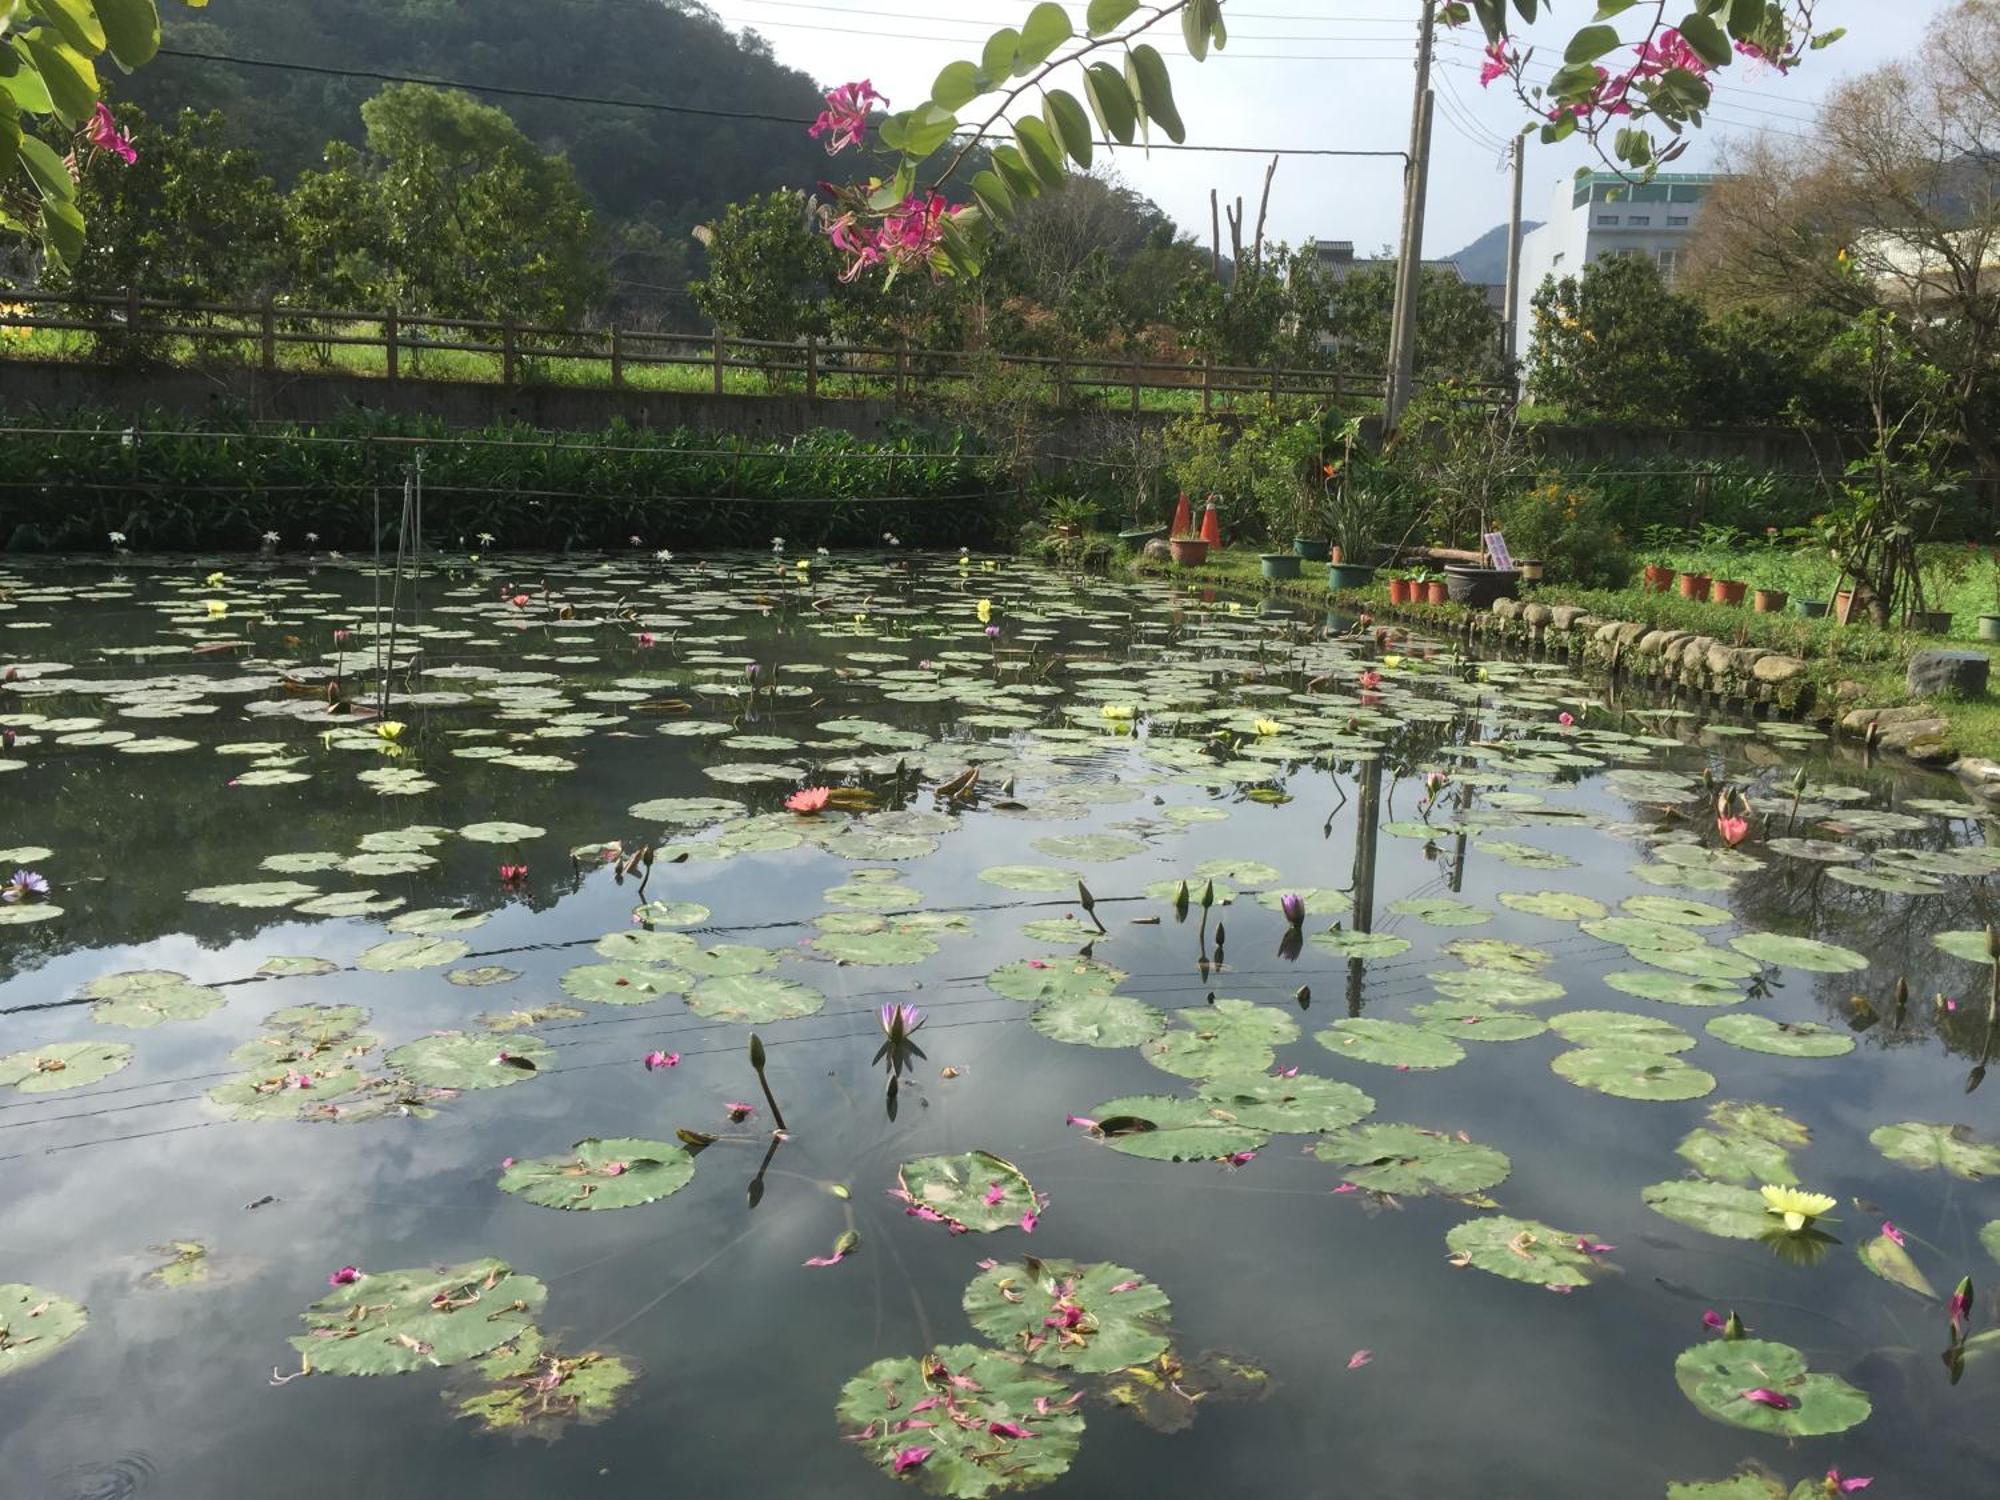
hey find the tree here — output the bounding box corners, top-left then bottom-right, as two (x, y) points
(283, 85), (603, 324)
(1323, 264), (1501, 384)
(1527, 254), (1707, 421)
(689, 190), (840, 342)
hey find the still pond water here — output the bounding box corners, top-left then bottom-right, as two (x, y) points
(0, 553), (1996, 1500)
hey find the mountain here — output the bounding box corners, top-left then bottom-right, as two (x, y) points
(1442, 220), (1541, 286)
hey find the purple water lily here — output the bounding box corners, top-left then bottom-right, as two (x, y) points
(1279, 892), (1306, 928)
(2, 869), (49, 903)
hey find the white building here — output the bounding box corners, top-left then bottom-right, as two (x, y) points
(1512, 171), (1718, 363)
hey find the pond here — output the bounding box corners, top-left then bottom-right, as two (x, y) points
(0, 552), (1995, 1500)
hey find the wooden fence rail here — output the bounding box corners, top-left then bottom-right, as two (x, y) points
(0, 288), (1504, 412)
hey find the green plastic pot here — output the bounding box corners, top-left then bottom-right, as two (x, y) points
(1327, 562), (1376, 592)
(1980, 614), (2000, 642)
(1291, 537), (1332, 562)
(1791, 598), (1829, 618)
(1118, 526), (1166, 547)
(1260, 552), (1302, 581)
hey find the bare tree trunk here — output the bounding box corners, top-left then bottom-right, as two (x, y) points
(1251, 156), (1279, 272)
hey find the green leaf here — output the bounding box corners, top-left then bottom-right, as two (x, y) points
(1677, 12), (1732, 68)
(1015, 2), (1074, 73)
(1181, 0), (1212, 61)
(291, 1259), (545, 1376)
(1858, 1233), (1937, 1300)
(932, 59), (983, 111)
(1727, 0), (1763, 34)
(1031, 992), (1165, 1048)
(1126, 43), (1184, 144)
(28, 0), (106, 56)
(969, 168), (1015, 222)
(0, 1284), (87, 1376)
(1042, 87), (1092, 169)
(963, 1259), (1170, 1373)
(1643, 1179), (1772, 1239)
(1869, 1121), (2000, 1181)
(94, 0), (161, 69)
(1498, 890), (1608, 921)
(897, 1150), (1040, 1233)
(561, 959), (690, 1005)
(899, 102), (959, 158)
(1564, 23), (1622, 63)
(389, 1032), (552, 1090)
(981, 25), (1021, 79)
(1551, 1047), (1716, 1101)
(1446, 1216), (1601, 1287)
(1316, 1017), (1465, 1070)
(1547, 1010), (1695, 1053)
(1196, 1071), (1375, 1134)
(1086, 0), (1139, 35)
(1317, 1124), (1510, 1196)
(1673, 1338), (1871, 1436)
(1084, 1094), (1270, 1162)
(1142, 999), (1299, 1080)
(1704, 1014), (1854, 1058)
(1727, 932), (1869, 975)
(0, 1041), (132, 1093)
(989, 955), (1125, 1003)
(449, 1328), (634, 1436)
(1013, 115), (1067, 189)
(991, 142), (1041, 200)
(356, 935), (470, 973)
(83, 969), (223, 1028)
(978, 863), (1079, 892)
(685, 974), (824, 1023)
(498, 1138), (695, 1211)
(1082, 62), (1137, 144)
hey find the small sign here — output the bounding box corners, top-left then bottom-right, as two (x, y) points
(1483, 532), (1514, 571)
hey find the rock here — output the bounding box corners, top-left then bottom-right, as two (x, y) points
(1954, 755), (2000, 786)
(1615, 622), (1648, 648)
(1907, 649), (1991, 698)
(1141, 538), (1172, 562)
(1593, 622), (1624, 645)
(1705, 642), (1736, 678)
(1550, 605), (1588, 630)
(1841, 706), (1882, 735)
(1834, 679), (1866, 702)
(1752, 654), (1807, 684)
(1681, 637), (1716, 671)
(1874, 716), (1952, 754)
(1571, 614), (1605, 632)
(1523, 603), (1554, 630)
(1636, 629), (1675, 656)
(1492, 597), (1522, 620)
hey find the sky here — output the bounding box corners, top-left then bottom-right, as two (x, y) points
(694, 0), (1951, 263)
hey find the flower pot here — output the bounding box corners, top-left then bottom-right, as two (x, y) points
(1833, 589), (1855, 622)
(1444, 565), (1521, 608)
(1387, 578), (1413, 604)
(1053, 523), (1080, 540)
(1517, 558), (1544, 584)
(1905, 610), (1953, 634)
(1791, 598), (1829, 618)
(1752, 588), (1788, 614)
(1260, 552), (1302, 581)
(1980, 613), (2000, 642)
(1642, 563), (1674, 593)
(1327, 562), (1376, 592)
(1168, 537), (1210, 566)
(1677, 572), (1711, 601)
(1119, 525), (1166, 547)
(1425, 580), (1448, 605)
(1292, 536), (1332, 562)
(1710, 578), (1748, 606)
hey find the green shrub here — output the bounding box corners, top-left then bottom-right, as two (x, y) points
(1495, 479), (1632, 589)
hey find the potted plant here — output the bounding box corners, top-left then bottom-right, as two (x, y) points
(1425, 573), (1448, 605)
(1044, 493), (1101, 540)
(1982, 549), (2000, 640)
(1677, 570), (1711, 601)
(1260, 548), (1302, 581)
(1792, 596), (1830, 618)
(1753, 586), (1789, 613)
(1387, 571), (1413, 605)
(1169, 533), (1210, 566)
(1710, 577), (1748, 606)
(1642, 562), (1674, 592)
(1905, 608), (1954, 634)
(1516, 557), (1544, 585)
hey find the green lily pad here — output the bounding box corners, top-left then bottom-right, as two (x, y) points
(207, 1066), (367, 1121)
(1547, 1011), (1695, 1054)
(0, 1284), (88, 1376)
(1705, 1014), (1855, 1058)
(0, 1041), (134, 1093)
(1387, 896), (1491, 927)
(1931, 930), (1997, 965)
(1869, 1121), (2000, 1180)
(356, 936), (471, 973)
(1428, 970), (1567, 1004)
(1627, 943), (1765, 981)
(1031, 833), (1146, 863)
(1316, 1124), (1510, 1196)
(685, 974), (825, 1023)
(186, 879), (321, 908)
(1858, 1233), (1938, 1299)
(1020, 915), (1110, 946)
(291, 1259), (546, 1376)
(593, 929), (698, 964)
(560, 960), (690, 1005)
(1677, 1103), (1809, 1186)
(256, 955), (340, 978)
(1142, 1000), (1301, 1080)
(294, 890), (407, 919)
(1030, 993), (1166, 1049)
(458, 821), (545, 843)
(823, 879), (923, 911)
(1728, 933), (1870, 974)
(963, 1259), (1171, 1374)
(1316, 1018), (1465, 1070)
(896, 1150), (1041, 1233)
(1665, 1469), (1815, 1499)
(989, 957), (1126, 1003)
(1980, 1220), (2000, 1267)
(812, 929), (939, 965)
(1442, 938), (1551, 973)
(1254, 887), (1353, 918)
(978, 864), (1081, 892)
(1673, 1337), (1871, 1436)
(1194, 1072), (1375, 1134)
(447, 966), (521, 988)
(1621, 895), (1733, 927)
(837, 1343), (1084, 1496)
(685, 944), (782, 978)
(1643, 1180), (1773, 1239)
(143, 1241), (210, 1290)
(448, 1327), (636, 1436)
(1583, 916), (1703, 951)
(386, 906), (491, 936)
(389, 1032), (552, 1090)
(1631, 861), (1738, 893)
(1145, 878), (1236, 907)
(1083, 1095), (1271, 1162)
(626, 900), (711, 928)
(84, 970), (224, 1028)
(629, 796), (744, 825)
(1308, 929), (1412, 959)
(1497, 890), (1608, 921)
(1551, 1048), (1716, 1101)
(498, 1137), (695, 1210)
(1193, 857), (1282, 886)
(1409, 1001), (1549, 1042)
(1764, 837), (1863, 864)
(1603, 971), (1746, 1008)
(1827, 867), (1945, 895)
(1445, 1216), (1601, 1288)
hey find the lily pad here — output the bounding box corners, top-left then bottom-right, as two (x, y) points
(1869, 1121), (2000, 1181)
(989, 957), (1125, 1003)
(448, 1327), (636, 1436)
(1677, 1103), (1809, 1186)
(356, 936), (471, 973)
(1194, 1072), (1375, 1134)
(1142, 1000), (1300, 1080)
(447, 966), (522, 988)
(812, 929), (939, 965)
(256, 955), (340, 978)
(1308, 929), (1412, 959)
(1672, 1337), (1871, 1436)
(685, 974), (825, 1023)
(1728, 933), (1869, 975)
(895, 1150), (1040, 1234)
(1551, 1047), (1715, 1101)
(0, 1284), (88, 1376)
(1547, 1011), (1695, 1054)
(1627, 943), (1765, 981)
(978, 864), (1081, 892)
(1030, 993), (1166, 1049)
(1621, 895), (1733, 927)
(1387, 896), (1492, 927)
(186, 879), (321, 908)
(84, 970), (224, 1028)
(0, 1041), (134, 1093)
(963, 1259), (1171, 1374)
(458, 821), (545, 843)
(1583, 916), (1702, 951)
(1031, 833), (1146, 863)
(837, 1343), (1084, 1496)
(1193, 857), (1281, 886)
(1931, 930), (1997, 965)
(1316, 1018), (1465, 1070)
(386, 906), (491, 936)
(1409, 1002), (1549, 1042)
(1316, 1124), (1510, 1196)
(1643, 1180), (1773, 1239)
(1858, 1233), (1937, 1300)
(1704, 1014), (1854, 1058)
(143, 1241), (210, 1290)
(1254, 887), (1352, 918)
(498, 1138), (695, 1210)
(1442, 938), (1551, 974)
(1444, 1216), (1601, 1288)
(1497, 890), (1607, 921)
(1603, 971), (1745, 1008)
(389, 1032), (552, 1090)
(291, 1259), (546, 1376)
(1428, 970), (1567, 1005)
(560, 959), (690, 1006)
(208, 1066), (367, 1121)
(1083, 1095), (1272, 1163)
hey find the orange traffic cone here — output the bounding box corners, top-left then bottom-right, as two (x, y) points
(1199, 496), (1223, 550)
(1170, 491), (1192, 538)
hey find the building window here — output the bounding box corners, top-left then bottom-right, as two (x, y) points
(1551, 252), (1564, 266)
(1596, 214), (1619, 226)
(1626, 215), (1651, 226)
(1667, 215), (1690, 227)
(1658, 249), (1679, 276)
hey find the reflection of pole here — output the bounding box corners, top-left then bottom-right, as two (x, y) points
(1350, 755), (1383, 932)
(1449, 827), (1468, 894)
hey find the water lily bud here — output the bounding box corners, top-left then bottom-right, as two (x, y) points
(749, 1034), (767, 1072)
(1893, 976), (1909, 1019)
(1173, 880), (1189, 914)
(1280, 892), (1306, 928)
(1295, 985), (1311, 1009)
(1077, 880), (1095, 913)
(1723, 1310), (1745, 1340)
(1200, 880), (1215, 911)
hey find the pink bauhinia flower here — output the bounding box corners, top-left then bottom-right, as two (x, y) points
(890, 1446), (931, 1476)
(809, 80), (886, 154)
(1478, 39), (1515, 87)
(643, 1050), (678, 1070)
(1346, 1348), (1373, 1370)
(1825, 1471), (1872, 1493)
(328, 1265), (363, 1286)
(88, 102), (138, 165)
(1740, 1387), (1798, 1410)
(986, 1420), (1034, 1439)
(981, 1182), (1006, 1207)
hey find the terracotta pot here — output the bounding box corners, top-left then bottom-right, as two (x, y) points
(1833, 589), (1855, 621)
(1677, 571), (1711, 601)
(1517, 558), (1544, 583)
(1425, 580), (1448, 605)
(1329, 545), (1344, 564)
(1709, 578), (1748, 606)
(1642, 564), (1674, 593)
(1752, 588), (1788, 614)
(1387, 578), (1413, 604)
(1168, 537), (1210, 566)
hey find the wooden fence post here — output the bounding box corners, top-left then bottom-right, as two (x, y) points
(385, 307), (399, 382)
(1130, 358), (1141, 414)
(259, 295), (276, 372)
(503, 319), (519, 385)
(894, 340), (908, 402)
(712, 329), (725, 395)
(805, 334), (818, 400)
(1055, 353), (1069, 407)
(1201, 355), (1213, 415)
(1269, 362), (1281, 404)
(610, 326), (624, 388)
(125, 286), (140, 349)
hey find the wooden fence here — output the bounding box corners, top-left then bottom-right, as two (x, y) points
(0, 288), (1454, 412)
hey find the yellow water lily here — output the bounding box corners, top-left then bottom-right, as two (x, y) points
(1760, 1184), (1836, 1233)
(795, 557), (810, 571)
(204, 570), (227, 588)
(375, 721), (406, 743)
(1253, 718), (1284, 736)
(1101, 704), (1135, 721)
(1227, 602), (1242, 615)
(204, 599), (228, 618)
(975, 598), (992, 624)
(1381, 654), (1403, 669)
(982, 559), (998, 571)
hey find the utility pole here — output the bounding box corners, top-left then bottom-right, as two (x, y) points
(1501, 134), (1525, 373)
(1384, 1), (1438, 429)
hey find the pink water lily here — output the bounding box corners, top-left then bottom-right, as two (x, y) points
(809, 79), (885, 154)
(1741, 1387), (1798, 1410)
(635, 632), (656, 648)
(643, 1050), (678, 1070)
(328, 1266), (362, 1286)
(786, 786), (831, 815)
(1717, 813), (1750, 847)
(1064, 1113), (1097, 1131)
(1825, 1471), (1872, 1493)
(1948, 1275), (1973, 1334)
(1881, 1220), (1906, 1247)
(1279, 892), (1306, 928)
(725, 1101), (756, 1123)
(890, 1446), (931, 1476)
(1576, 1238), (1615, 1255)
(1358, 670), (1382, 690)
(1346, 1348), (1373, 1370)
(1557, 711), (1575, 728)
(1222, 1150), (1257, 1168)
(1702, 1309), (1726, 1332)
(89, 102), (138, 165)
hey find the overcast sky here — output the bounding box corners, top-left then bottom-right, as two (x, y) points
(698, 0), (1949, 262)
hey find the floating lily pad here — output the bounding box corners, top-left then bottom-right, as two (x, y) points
(84, 970), (224, 1028)
(823, 879), (923, 911)
(1316, 1124), (1510, 1196)
(1622, 895), (1733, 927)
(595, 929), (698, 964)
(357, 936), (471, 973)
(1547, 1011), (1695, 1054)
(1031, 993), (1166, 1049)
(1031, 833), (1146, 863)
(498, 1138), (694, 1210)
(963, 1259), (1171, 1374)
(143, 1241), (210, 1290)
(1858, 1233), (1937, 1299)
(0, 1284), (87, 1376)
(446, 966), (521, 988)
(186, 879), (321, 908)
(0, 1042), (134, 1094)
(1643, 1180), (1773, 1239)
(1728, 933), (1869, 974)
(1020, 915), (1110, 946)
(812, 929), (939, 965)
(1763, 837), (1863, 865)
(978, 864), (1080, 892)
(1672, 1338), (1871, 1436)
(1445, 1216), (1601, 1288)
(1387, 896), (1491, 927)
(1428, 970), (1567, 1005)
(1497, 890), (1607, 921)
(1254, 887), (1352, 918)
(1931, 930), (1997, 965)
(895, 1150), (1040, 1233)
(1869, 1121), (2000, 1180)
(1603, 971), (1745, 1008)
(1316, 1018), (1465, 1070)
(991, 957), (1126, 1005)
(1094, 1348), (1273, 1434)
(1142, 1000), (1300, 1079)
(458, 821), (545, 843)
(837, 1343), (1084, 1496)
(389, 1032), (552, 1090)
(1981, 1220), (2000, 1267)
(208, 1067), (367, 1121)
(1308, 929), (1412, 959)
(1442, 938), (1551, 974)
(448, 1327), (636, 1436)
(256, 955), (340, 978)
(387, 906), (491, 936)
(1704, 1014), (1854, 1058)
(1551, 1048), (1715, 1101)
(1583, 916), (1702, 952)
(560, 960), (689, 1005)
(291, 1259), (546, 1376)
(1677, 1103), (1809, 1186)
(686, 974), (824, 1023)
(1194, 1072), (1374, 1134)
(1409, 1001), (1549, 1041)
(1193, 857), (1281, 886)
(1627, 943), (1765, 981)
(629, 796), (744, 824)
(1083, 1095), (1271, 1162)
